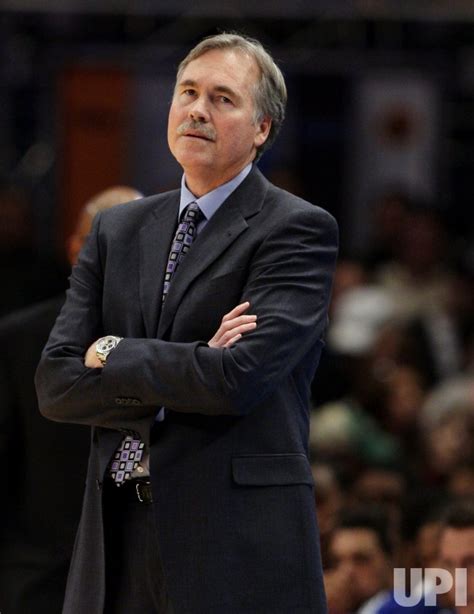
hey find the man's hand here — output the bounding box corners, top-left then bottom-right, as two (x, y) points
(85, 342), (103, 368)
(208, 301), (257, 348)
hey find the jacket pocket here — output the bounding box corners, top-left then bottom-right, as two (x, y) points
(232, 453), (314, 487)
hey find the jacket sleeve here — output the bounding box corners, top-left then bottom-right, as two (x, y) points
(35, 205), (338, 431)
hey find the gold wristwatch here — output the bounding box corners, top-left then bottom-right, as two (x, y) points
(95, 335), (123, 365)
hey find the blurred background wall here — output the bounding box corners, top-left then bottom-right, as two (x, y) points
(1, 0), (473, 316)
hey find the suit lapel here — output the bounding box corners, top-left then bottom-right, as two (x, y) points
(157, 167), (269, 339)
(139, 192), (179, 338)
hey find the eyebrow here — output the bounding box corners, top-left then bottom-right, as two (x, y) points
(178, 79), (241, 101)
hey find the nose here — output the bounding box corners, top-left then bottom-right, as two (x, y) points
(188, 97), (210, 122)
(338, 560), (356, 580)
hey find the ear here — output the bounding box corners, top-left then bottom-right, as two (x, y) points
(254, 117), (272, 149)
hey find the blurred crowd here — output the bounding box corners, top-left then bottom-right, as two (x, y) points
(310, 190), (474, 614)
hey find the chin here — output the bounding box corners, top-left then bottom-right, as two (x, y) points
(176, 149), (213, 169)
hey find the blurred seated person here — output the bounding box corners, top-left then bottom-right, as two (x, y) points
(0, 182), (66, 315)
(401, 262), (474, 386)
(349, 461), (408, 547)
(448, 462), (474, 499)
(324, 506), (393, 614)
(311, 285), (402, 470)
(0, 185), (143, 614)
(365, 188), (411, 271)
(398, 489), (447, 571)
(311, 256), (369, 406)
(438, 498), (474, 614)
(377, 498), (474, 614)
(375, 205), (454, 322)
(312, 463), (345, 565)
(420, 376), (474, 484)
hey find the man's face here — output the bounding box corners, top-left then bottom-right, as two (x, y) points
(439, 527), (474, 614)
(167, 48), (271, 193)
(329, 528), (391, 606)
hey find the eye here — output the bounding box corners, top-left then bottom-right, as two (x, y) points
(218, 95), (232, 104)
(182, 88), (196, 97)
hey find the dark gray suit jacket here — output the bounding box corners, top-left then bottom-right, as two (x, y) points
(36, 166), (338, 614)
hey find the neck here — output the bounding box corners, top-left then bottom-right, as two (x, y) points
(183, 161), (253, 198)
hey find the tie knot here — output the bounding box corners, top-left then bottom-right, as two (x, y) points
(182, 202), (204, 224)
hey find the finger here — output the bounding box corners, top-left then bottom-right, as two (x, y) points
(211, 315), (256, 345)
(220, 314), (257, 333)
(208, 305), (256, 347)
(221, 301), (250, 322)
(220, 321), (257, 343)
(223, 333), (242, 347)
(209, 320), (257, 348)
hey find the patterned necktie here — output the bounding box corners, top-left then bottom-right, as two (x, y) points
(108, 433), (145, 486)
(162, 202), (204, 302)
(108, 202), (203, 486)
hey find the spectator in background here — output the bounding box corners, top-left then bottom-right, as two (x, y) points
(66, 186), (144, 265)
(377, 363), (428, 472)
(310, 285), (403, 475)
(312, 463), (345, 565)
(377, 499), (474, 614)
(349, 462), (407, 548)
(366, 189), (411, 271)
(437, 498), (474, 614)
(329, 256), (369, 319)
(448, 462), (474, 499)
(311, 255), (369, 406)
(324, 506), (394, 614)
(0, 185), (143, 614)
(420, 375), (474, 484)
(397, 490), (447, 571)
(0, 182), (70, 316)
(375, 206), (453, 322)
(402, 263), (474, 386)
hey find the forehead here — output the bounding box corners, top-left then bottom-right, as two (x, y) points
(440, 527), (474, 559)
(178, 48), (260, 90)
(331, 528), (381, 554)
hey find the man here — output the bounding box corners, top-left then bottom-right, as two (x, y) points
(435, 499), (474, 614)
(36, 33), (338, 613)
(0, 186), (142, 614)
(66, 186), (145, 265)
(324, 507), (393, 614)
(377, 499), (474, 614)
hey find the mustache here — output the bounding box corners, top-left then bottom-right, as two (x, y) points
(177, 120), (216, 141)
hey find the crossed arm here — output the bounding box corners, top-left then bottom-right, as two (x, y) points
(84, 301), (257, 368)
(36, 203), (338, 432)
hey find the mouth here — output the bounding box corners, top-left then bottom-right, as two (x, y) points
(177, 121), (216, 141)
(183, 131), (214, 141)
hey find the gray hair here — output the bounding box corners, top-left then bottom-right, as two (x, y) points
(176, 32), (287, 160)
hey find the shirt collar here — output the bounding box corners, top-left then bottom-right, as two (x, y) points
(179, 163), (252, 222)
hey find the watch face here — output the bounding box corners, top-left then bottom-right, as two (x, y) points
(98, 336), (118, 352)
(96, 336), (122, 362)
